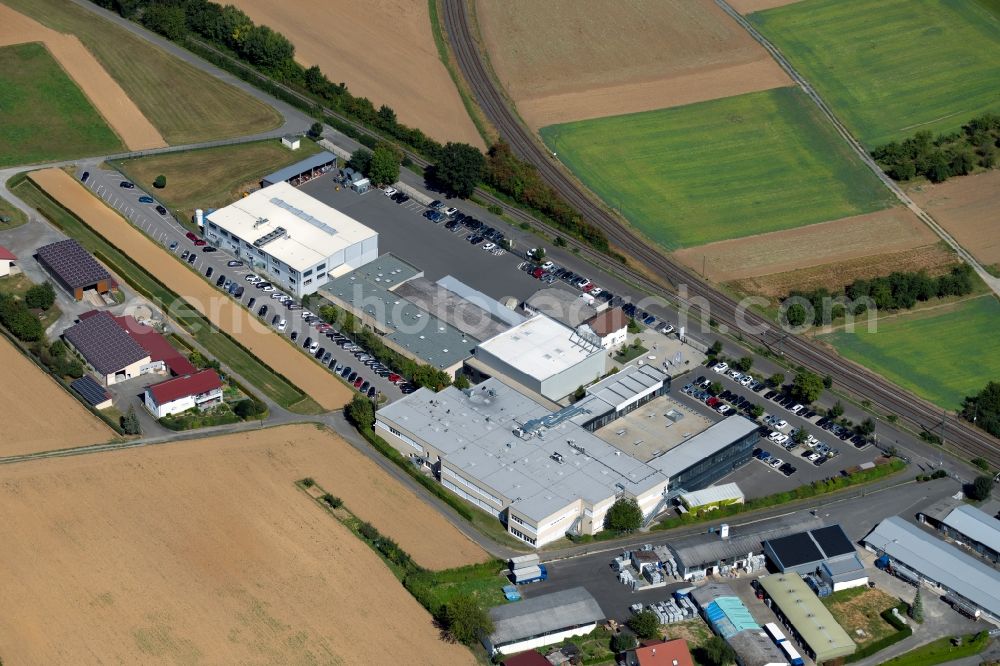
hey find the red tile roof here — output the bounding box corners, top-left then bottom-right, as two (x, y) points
(112, 314), (197, 376)
(634, 639), (694, 666)
(586, 306), (628, 337)
(502, 651), (550, 666)
(0, 245), (16, 261)
(147, 369), (222, 404)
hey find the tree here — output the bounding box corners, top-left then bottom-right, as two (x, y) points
(909, 587), (924, 622)
(24, 282), (55, 310)
(790, 370), (824, 404)
(695, 635), (737, 666)
(708, 341), (723, 357)
(453, 373), (470, 390)
(708, 382), (723, 396)
(611, 631), (637, 653)
(234, 398), (266, 419)
(971, 457), (990, 471)
(829, 401), (845, 418)
(604, 498), (642, 533)
(433, 142), (485, 198)
(967, 475), (994, 501)
(793, 427), (809, 445)
(856, 418), (876, 436)
(347, 147), (373, 175)
(120, 405), (141, 435)
(445, 594), (493, 645)
(368, 142), (401, 186)
(141, 4), (187, 40)
(307, 122), (324, 140)
(153, 174), (166, 189)
(823, 374), (833, 390)
(627, 318), (642, 334)
(554, 236), (567, 247)
(626, 610), (660, 640)
(735, 356), (753, 372)
(572, 385), (586, 402)
(784, 302), (807, 328)
(751, 404), (765, 419)
(345, 393), (375, 428)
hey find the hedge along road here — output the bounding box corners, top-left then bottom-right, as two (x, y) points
(28, 168), (353, 412)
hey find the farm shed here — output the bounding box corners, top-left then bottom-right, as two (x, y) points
(484, 587), (604, 656)
(63, 311), (151, 386)
(70, 375), (112, 410)
(35, 238), (110, 300)
(260, 150), (335, 187)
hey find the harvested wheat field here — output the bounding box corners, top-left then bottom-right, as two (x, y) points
(476, 0), (791, 127)
(673, 208), (939, 284)
(727, 0), (805, 14)
(28, 169), (352, 411)
(909, 170), (1000, 269)
(0, 3), (164, 151)
(0, 424), (477, 664)
(0, 334), (112, 456)
(229, 0), (481, 147)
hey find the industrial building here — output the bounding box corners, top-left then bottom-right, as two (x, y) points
(485, 587), (604, 656)
(725, 629), (789, 666)
(63, 311), (152, 385)
(522, 287), (603, 328)
(918, 498), (1000, 564)
(645, 416), (759, 491)
(757, 573), (855, 664)
(669, 515), (823, 580)
(570, 363), (670, 431)
(863, 515), (1000, 620)
(35, 238), (111, 300)
(687, 584), (787, 666)
(260, 150), (336, 187)
(471, 314), (605, 402)
(204, 182), (377, 297)
(320, 254), (482, 376)
(763, 524), (868, 592)
(143, 369), (223, 418)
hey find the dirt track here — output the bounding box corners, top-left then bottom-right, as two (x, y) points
(229, 0), (482, 147)
(0, 4), (165, 151)
(0, 425), (476, 664)
(0, 333), (113, 455)
(29, 168), (352, 411)
(476, 0), (791, 127)
(672, 208), (939, 283)
(727, 0), (805, 14)
(909, 171), (1000, 268)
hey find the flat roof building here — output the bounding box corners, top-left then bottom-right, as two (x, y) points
(757, 573), (855, 664)
(571, 363), (670, 431)
(646, 416), (759, 491)
(764, 524), (867, 592)
(863, 515), (1000, 620)
(522, 287), (602, 328)
(472, 314), (605, 401)
(485, 587), (604, 656)
(393, 276), (515, 341)
(204, 182), (377, 297)
(35, 238), (111, 300)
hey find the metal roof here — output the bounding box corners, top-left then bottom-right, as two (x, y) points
(942, 504), (1000, 554)
(394, 277), (511, 340)
(863, 516), (1000, 616)
(64, 311), (149, 375)
(70, 375), (110, 406)
(725, 629), (788, 666)
(573, 363), (667, 421)
(647, 416), (759, 479)
(821, 555), (866, 582)
(765, 524), (856, 570)
(437, 275), (526, 327)
(489, 587), (604, 647)
(35, 238), (110, 289)
(680, 483), (745, 509)
(261, 150), (336, 185)
(524, 287), (600, 327)
(704, 597), (760, 638)
(758, 573), (855, 661)
(671, 514), (823, 570)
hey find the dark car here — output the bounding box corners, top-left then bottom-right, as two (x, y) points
(233, 285), (244, 298)
(367, 386), (376, 398)
(271, 314), (280, 326)
(138, 195), (155, 204)
(201, 246), (217, 253)
(780, 464), (797, 476)
(428, 199), (443, 210)
(247, 297), (256, 309)
(395, 194), (410, 204)
(303, 336), (312, 349)
(181, 250), (190, 260)
(119, 181), (135, 189)
(215, 274), (226, 287)
(322, 352), (333, 364)
(205, 266), (214, 278)
(290, 331), (299, 342)
(186, 253), (196, 264)
(314, 347), (326, 359)
(347, 371), (358, 382)
(227, 260), (244, 267)
(341, 366), (352, 378)
(257, 305), (267, 318)
(81, 171), (90, 182)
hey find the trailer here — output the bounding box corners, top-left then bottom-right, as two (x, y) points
(508, 554), (540, 571)
(944, 594), (982, 620)
(511, 564), (548, 585)
(779, 641), (805, 666)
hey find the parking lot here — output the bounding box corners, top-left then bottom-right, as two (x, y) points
(80, 167), (403, 402)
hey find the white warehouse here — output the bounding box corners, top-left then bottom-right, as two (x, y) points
(204, 182), (377, 297)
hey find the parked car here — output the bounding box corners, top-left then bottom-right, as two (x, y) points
(185, 231), (198, 241)
(193, 239), (207, 247)
(290, 331), (298, 342)
(155, 205), (167, 216)
(186, 253), (196, 264)
(201, 246), (217, 253)
(138, 195), (154, 204)
(382, 186), (398, 197)
(215, 274), (226, 287)
(277, 319), (286, 331)
(712, 362), (728, 373)
(81, 171), (90, 182)
(271, 314), (280, 326)
(257, 305), (267, 318)
(227, 260), (244, 267)
(119, 181), (135, 189)
(247, 297), (256, 309)
(205, 266), (214, 278)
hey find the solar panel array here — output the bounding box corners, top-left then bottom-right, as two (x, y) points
(36, 239), (110, 289)
(64, 311), (149, 376)
(70, 375), (110, 406)
(811, 525), (856, 558)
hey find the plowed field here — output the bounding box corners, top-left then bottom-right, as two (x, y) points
(909, 170), (1000, 269)
(28, 168), (352, 411)
(0, 424), (477, 664)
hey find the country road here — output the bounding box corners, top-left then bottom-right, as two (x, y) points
(439, 0), (999, 467)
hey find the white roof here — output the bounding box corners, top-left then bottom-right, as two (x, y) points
(206, 182), (376, 271)
(942, 504), (1000, 554)
(476, 314), (602, 381)
(681, 483), (745, 508)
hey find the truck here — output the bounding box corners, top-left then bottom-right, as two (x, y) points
(508, 554), (540, 572)
(943, 594), (981, 619)
(511, 564), (548, 585)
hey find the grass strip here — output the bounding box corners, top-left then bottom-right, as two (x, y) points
(881, 631), (990, 666)
(11, 176), (320, 413)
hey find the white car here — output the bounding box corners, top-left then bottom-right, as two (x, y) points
(589, 287), (603, 297)
(382, 186), (398, 197)
(774, 419), (788, 430)
(660, 324), (675, 335)
(740, 375), (754, 387)
(769, 458), (784, 469)
(261, 285), (275, 292)
(309, 341), (319, 352)
(806, 452), (821, 462)
(270, 292), (285, 300)
(790, 404), (805, 414)
(728, 369), (742, 379)
(768, 431), (783, 442)
(712, 362), (729, 373)
(277, 319), (287, 331)
(301, 310), (314, 319)
(541, 261), (554, 270)
(442, 206), (458, 217)
(716, 404), (731, 415)
(482, 242), (496, 251)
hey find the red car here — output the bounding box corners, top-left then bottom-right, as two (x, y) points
(193, 239), (207, 246)
(706, 397), (720, 407)
(388, 373), (401, 383)
(185, 231), (198, 241)
(531, 267), (545, 279)
(353, 377), (365, 389)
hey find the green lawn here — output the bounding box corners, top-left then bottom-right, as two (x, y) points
(3, 0), (281, 144)
(750, 0), (1000, 146)
(0, 193), (28, 230)
(822, 296), (1000, 410)
(10, 176), (320, 414)
(881, 631), (990, 666)
(404, 560), (508, 613)
(112, 140), (321, 220)
(540, 87), (893, 250)
(0, 43), (122, 166)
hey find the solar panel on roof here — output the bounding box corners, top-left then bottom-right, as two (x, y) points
(811, 525), (855, 558)
(767, 531), (824, 568)
(70, 376), (110, 406)
(36, 239), (111, 289)
(64, 312), (148, 375)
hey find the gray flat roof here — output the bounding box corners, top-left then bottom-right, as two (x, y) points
(821, 555), (866, 582)
(261, 150), (336, 184)
(321, 255), (477, 369)
(942, 504), (1000, 554)
(394, 277), (511, 340)
(671, 514), (823, 569)
(437, 275), (526, 327)
(864, 516), (1000, 616)
(524, 287), (600, 327)
(726, 629), (788, 666)
(647, 416), (759, 479)
(489, 587), (604, 647)
(573, 363), (667, 423)
(376, 378), (668, 521)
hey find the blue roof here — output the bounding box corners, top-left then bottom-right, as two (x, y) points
(704, 597), (759, 638)
(261, 151), (336, 185)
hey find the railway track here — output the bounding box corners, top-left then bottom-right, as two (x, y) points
(439, 1), (999, 467)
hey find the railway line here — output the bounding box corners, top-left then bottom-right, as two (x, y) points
(439, 1), (999, 467)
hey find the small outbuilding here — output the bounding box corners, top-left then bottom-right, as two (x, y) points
(680, 483), (745, 512)
(260, 150), (336, 187)
(70, 375), (113, 410)
(485, 587), (604, 656)
(281, 134), (301, 150)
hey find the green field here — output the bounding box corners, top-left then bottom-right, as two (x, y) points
(112, 139), (321, 220)
(0, 193), (28, 230)
(2, 0), (281, 144)
(750, 0), (1000, 146)
(0, 43), (122, 166)
(540, 87), (893, 250)
(822, 295), (1000, 410)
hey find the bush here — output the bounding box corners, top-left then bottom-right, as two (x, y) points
(322, 493), (342, 508)
(967, 475), (994, 501)
(153, 174), (166, 189)
(301, 477), (315, 488)
(234, 397), (266, 419)
(627, 610), (660, 640)
(611, 631), (637, 653)
(604, 498), (642, 533)
(24, 282), (55, 310)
